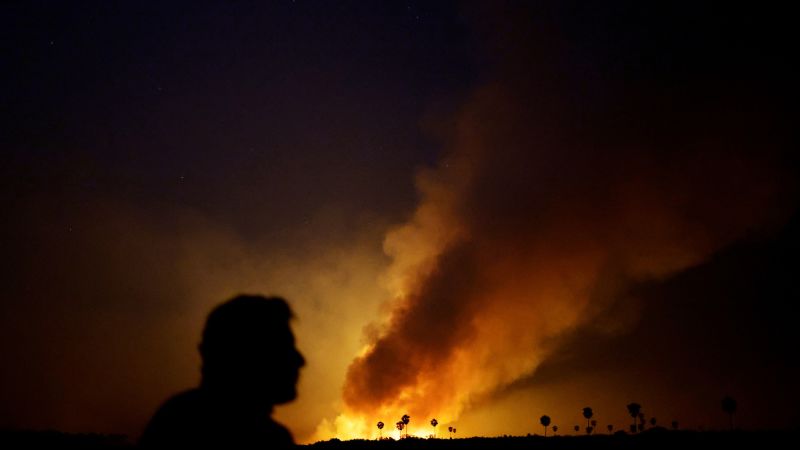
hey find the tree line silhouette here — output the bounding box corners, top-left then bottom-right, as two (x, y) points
(377, 415), (457, 441)
(531, 397), (739, 438)
(371, 395), (740, 442)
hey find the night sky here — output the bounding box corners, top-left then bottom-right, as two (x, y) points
(2, 1), (798, 443)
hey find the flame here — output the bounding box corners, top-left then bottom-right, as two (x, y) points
(310, 410), (454, 442)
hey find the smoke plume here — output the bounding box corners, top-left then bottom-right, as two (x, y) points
(328, 4), (794, 438)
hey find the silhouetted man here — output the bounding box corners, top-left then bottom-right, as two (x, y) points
(139, 295), (305, 448)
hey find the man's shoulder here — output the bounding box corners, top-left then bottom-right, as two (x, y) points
(140, 389), (296, 448)
(139, 389), (206, 447)
(158, 389), (204, 409)
(150, 389), (208, 419)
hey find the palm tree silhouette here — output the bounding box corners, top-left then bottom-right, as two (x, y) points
(607, 424), (613, 433)
(430, 418), (438, 438)
(638, 413), (645, 432)
(552, 425), (559, 435)
(573, 425), (580, 433)
(396, 421), (404, 439)
(448, 426), (453, 439)
(401, 414), (411, 438)
(626, 403), (642, 433)
(540, 415), (551, 437)
(721, 396), (737, 430)
(650, 417), (657, 427)
(377, 421), (384, 440)
(582, 407), (594, 430)
(452, 427), (456, 438)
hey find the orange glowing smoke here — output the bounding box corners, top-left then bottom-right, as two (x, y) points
(313, 76), (790, 441)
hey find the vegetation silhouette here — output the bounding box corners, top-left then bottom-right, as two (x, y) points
(721, 396), (737, 430)
(551, 425), (558, 435)
(401, 415), (411, 438)
(377, 422), (384, 440)
(539, 415), (551, 436)
(138, 295), (305, 449)
(582, 407), (593, 431)
(430, 419), (438, 438)
(626, 403), (642, 433)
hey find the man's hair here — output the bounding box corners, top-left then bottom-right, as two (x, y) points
(199, 294), (293, 364)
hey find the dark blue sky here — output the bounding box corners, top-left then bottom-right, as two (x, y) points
(5, 1), (795, 237)
(4, 1), (476, 237)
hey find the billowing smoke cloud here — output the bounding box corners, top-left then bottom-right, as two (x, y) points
(328, 5), (794, 438)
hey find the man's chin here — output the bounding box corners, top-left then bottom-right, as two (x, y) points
(273, 388), (297, 405)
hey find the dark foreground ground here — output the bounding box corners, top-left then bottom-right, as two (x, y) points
(1, 429), (794, 449)
(0, 430), (129, 449)
(309, 430), (793, 450)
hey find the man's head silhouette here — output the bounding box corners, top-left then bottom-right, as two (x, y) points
(199, 295), (305, 408)
(140, 294), (305, 448)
